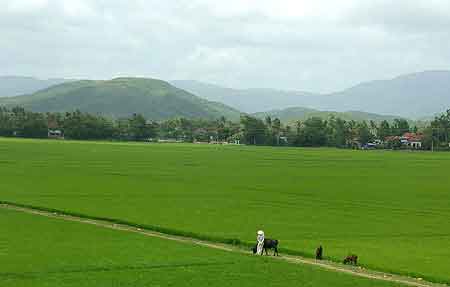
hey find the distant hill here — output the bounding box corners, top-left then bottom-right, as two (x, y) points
(172, 71), (450, 119)
(0, 76), (71, 97)
(321, 71), (450, 119)
(0, 78), (241, 120)
(253, 107), (402, 123)
(171, 80), (316, 113)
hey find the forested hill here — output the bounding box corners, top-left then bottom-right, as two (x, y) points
(0, 78), (241, 120)
(253, 107), (402, 123)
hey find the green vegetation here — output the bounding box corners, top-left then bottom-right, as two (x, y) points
(5, 106), (450, 150)
(240, 114), (425, 148)
(1, 138), (449, 283)
(0, 78), (241, 120)
(0, 107), (242, 141)
(253, 107), (402, 123)
(0, 208), (403, 287)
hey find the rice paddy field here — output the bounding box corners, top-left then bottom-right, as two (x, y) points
(1, 138), (449, 284)
(0, 208), (403, 287)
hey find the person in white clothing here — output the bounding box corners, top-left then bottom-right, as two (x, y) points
(256, 230), (265, 255)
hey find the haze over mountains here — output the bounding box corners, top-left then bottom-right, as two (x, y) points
(0, 76), (71, 98)
(172, 70), (450, 119)
(0, 70), (449, 120)
(171, 80), (316, 114)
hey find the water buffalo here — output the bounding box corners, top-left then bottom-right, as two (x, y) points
(252, 239), (279, 256)
(343, 254), (358, 265)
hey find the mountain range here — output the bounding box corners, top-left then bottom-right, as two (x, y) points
(0, 71), (449, 121)
(172, 70), (450, 119)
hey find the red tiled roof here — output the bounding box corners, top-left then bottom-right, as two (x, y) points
(385, 136), (401, 141)
(402, 133), (424, 142)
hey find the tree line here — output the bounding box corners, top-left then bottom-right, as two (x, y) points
(240, 115), (413, 147)
(1, 106), (449, 150)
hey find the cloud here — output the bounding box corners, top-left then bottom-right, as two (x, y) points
(0, 0), (449, 92)
(5, 0), (49, 13)
(60, 0), (96, 19)
(344, 0), (450, 33)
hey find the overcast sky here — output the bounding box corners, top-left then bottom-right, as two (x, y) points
(1, 0), (450, 93)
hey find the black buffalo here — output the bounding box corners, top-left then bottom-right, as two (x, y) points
(343, 254), (358, 265)
(252, 239), (279, 256)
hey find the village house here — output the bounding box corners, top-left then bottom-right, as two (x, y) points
(402, 133), (424, 149)
(48, 129), (64, 139)
(385, 133), (424, 149)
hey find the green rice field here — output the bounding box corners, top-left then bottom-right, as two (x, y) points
(0, 208), (404, 287)
(1, 138), (449, 283)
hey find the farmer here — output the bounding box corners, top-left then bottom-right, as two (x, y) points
(256, 230), (265, 255)
(316, 245), (323, 260)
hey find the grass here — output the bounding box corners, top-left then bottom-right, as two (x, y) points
(1, 137), (449, 283)
(0, 208), (405, 287)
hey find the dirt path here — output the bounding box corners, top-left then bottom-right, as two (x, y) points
(1, 203), (446, 287)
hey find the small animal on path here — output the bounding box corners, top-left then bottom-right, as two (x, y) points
(343, 254), (358, 265)
(316, 245), (323, 260)
(252, 239), (279, 256)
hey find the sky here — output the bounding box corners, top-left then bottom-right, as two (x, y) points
(1, 0), (450, 93)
